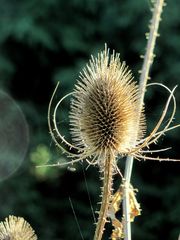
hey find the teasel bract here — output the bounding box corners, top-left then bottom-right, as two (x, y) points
(0, 216), (37, 240)
(47, 45), (179, 239)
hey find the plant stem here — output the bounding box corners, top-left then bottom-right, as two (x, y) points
(93, 153), (114, 240)
(123, 1), (165, 240)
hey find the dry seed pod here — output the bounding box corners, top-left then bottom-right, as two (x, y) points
(47, 45), (179, 171)
(69, 45), (145, 169)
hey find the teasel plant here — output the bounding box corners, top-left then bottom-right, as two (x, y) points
(40, 0), (180, 239)
(0, 215), (37, 240)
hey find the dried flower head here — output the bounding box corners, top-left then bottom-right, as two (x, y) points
(0, 216), (37, 240)
(47, 45), (179, 171)
(69, 47), (145, 161)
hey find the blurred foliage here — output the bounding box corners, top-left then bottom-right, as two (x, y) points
(0, 0), (179, 239)
(30, 144), (62, 180)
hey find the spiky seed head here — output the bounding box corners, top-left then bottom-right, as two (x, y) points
(0, 216), (37, 240)
(69, 46), (145, 157)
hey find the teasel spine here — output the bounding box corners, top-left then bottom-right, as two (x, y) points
(93, 151), (114, 240)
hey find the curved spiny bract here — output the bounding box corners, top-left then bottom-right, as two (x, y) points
(130, 83), (180, 160)
(48, 83), (85, 156)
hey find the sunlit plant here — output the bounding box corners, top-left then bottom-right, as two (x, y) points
(44, 0), (180, 239)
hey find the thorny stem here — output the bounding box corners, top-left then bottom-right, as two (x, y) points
(123, 1), (165, 240)
(93, 152), (114, 240)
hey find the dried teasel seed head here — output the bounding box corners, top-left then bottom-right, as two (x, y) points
(0, 216), (37, 240)
(69, 46), (145, 159)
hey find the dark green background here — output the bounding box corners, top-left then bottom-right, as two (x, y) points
(0, 0), (179, 239)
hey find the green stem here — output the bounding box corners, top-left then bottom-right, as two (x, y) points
(123, 1), (165, 240)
